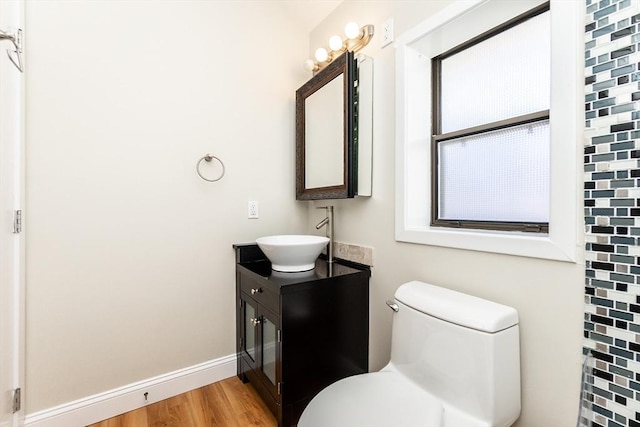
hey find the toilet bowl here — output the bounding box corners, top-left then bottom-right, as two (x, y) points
(299, 371), (442, 427)
(298, 281), (521, 427)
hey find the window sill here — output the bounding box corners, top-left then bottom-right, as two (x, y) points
(396, 225), (576, 262)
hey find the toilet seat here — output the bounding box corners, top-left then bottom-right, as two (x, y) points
(298, 371), (443, 427)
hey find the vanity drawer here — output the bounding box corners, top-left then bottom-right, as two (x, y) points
(240, 274), (279, 312)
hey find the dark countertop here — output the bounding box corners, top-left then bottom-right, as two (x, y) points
(234, 243), (371, 290)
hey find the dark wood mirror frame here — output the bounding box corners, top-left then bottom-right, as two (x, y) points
(296, 51), (356, 200)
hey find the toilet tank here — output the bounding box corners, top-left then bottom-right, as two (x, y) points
(383, 281), (520, 427)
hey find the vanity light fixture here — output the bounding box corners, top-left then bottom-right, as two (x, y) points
(304, 22), (374, 73)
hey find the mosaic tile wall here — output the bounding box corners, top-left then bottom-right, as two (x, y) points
(584, 0), (640, 426)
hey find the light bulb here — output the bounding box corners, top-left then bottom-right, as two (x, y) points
(303, 59), (316, 71)
(315, 47), (328, 62)
(329, 35), (343, 51)
(344, 22), (360, 39)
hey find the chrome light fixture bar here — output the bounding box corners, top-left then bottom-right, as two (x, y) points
(304, 23), (374, 74)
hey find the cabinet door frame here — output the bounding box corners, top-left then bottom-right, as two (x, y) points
(239, 292), (281, 401)
(239, 293), (260, 371)
(257, 304), (281, 401)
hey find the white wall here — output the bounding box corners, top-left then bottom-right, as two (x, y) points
(24, 0), (310, 413)
(307, 1), (585, 426)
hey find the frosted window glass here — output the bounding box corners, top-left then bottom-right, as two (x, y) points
(440, 11), (550, 133)
(438, 120), (549, 223)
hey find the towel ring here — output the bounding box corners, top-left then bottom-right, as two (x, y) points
(196, 154), (225, 182)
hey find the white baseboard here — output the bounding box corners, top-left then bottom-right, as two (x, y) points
(24, 354), (237, 427)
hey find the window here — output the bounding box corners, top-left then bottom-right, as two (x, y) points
(395, 0), (580, 261)
(431, 5), (550, 233)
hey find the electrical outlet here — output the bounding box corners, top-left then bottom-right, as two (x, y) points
(248, 201), (259, 219)
(382, 18), (394, 47)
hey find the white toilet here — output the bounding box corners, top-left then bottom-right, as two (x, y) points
(298, 280), (521, 427)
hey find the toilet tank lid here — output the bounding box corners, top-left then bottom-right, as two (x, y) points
(395, 281), (519, 333)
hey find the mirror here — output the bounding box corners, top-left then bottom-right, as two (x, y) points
(296, 51), (356, 200)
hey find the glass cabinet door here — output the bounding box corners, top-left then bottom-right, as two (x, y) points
(241, 297), (258, 364)
(261, 314), (277, 386)
(239, 293), (280, 400)
(258, 306), (280, 400)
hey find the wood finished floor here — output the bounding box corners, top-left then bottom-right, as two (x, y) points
(88, 376), (277, 427)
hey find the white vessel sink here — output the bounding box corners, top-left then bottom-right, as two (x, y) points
(256, 235), (330, 272)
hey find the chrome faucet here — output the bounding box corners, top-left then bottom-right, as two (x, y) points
(315, 206), (334, 264)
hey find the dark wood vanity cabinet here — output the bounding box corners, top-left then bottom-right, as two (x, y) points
(234, 244), (370, 427)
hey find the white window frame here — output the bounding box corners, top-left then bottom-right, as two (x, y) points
(395, 0), (582, 262)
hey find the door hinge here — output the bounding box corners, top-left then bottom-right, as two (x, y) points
(239, 337), (243, 348)
(277, 382), (281, 395)
(277, 329), (281, 343)
(13, 210), (22, 234)
(12, 387), (21, 413)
